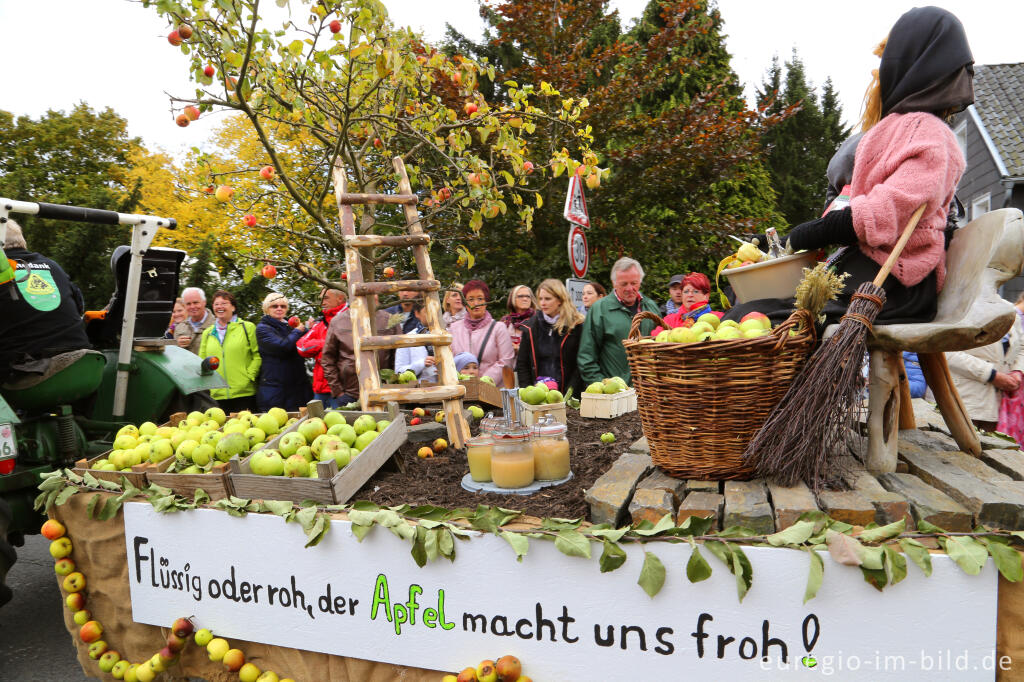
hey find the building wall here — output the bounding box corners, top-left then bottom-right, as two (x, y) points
(956, 115), (1006, 217)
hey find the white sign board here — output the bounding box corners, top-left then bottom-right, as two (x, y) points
(124, 503), (1000, 680)
(563, 173), (590, 228)
(566, 278), (589, 314)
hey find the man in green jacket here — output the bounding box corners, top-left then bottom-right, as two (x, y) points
(577, 257), (660, 386)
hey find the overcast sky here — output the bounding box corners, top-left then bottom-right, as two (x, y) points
(1, 0), (1021, 156)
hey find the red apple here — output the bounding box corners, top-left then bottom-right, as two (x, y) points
(288, 316), (300, 328)
(259, 165), (275, 180)
(243, 214), (257, 227)
(79, 620), (104, 643)
(171, 617), (194, 639)
(467, 172), (481, 186)
(41, 519), (66, 540)
(175, 114), (190, 128)
(225, 76), (237, 91)
(167, 30), (181, 46)
(54, 557), (76, 576)
(177, 24), (192, 39)
(586, 172), (600, 190)
(204, 65), (215, 77)
(222, 648), (245, 672)
(158, 645), (178, 664)
(204, 185), (215, 194)
(382, 266), (395, 278)
(66, 592), (86, 611)
(165, 633), (187, 654)
(373, 137), (383, 149)
(214, 185), (234, 203)
(495, 655), (521, 682)
(464, 102), (478, 115)
(341, 272), (348, 280)
(452, 72), (462, 85)
(412, 407), (426, 417)
(184, 106), (200, 121)
(437, 187), (452, 201)
(262, 264), (277, 279)
(329, 19), (342, 33)
(410, 417), (421, 426)
(522, 161), (534, 174)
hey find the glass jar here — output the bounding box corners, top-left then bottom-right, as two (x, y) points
(479, 414), (504, 435)
(490, 425), (534, 488)
(530, 416), (570, 480)
(465, 434), (493, 482)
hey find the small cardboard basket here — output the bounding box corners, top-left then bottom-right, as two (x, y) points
(516, 400), (567, 426)
(579, 389), (637, 419)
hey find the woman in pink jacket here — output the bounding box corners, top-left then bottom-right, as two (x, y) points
(449, 279), (515, 387)
(729, 7), (973, 328)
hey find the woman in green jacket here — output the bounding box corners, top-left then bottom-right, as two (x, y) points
(199, 290), (262, 413)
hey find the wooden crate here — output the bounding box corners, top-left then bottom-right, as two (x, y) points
(227, 412), (407, 504)
(579, 388), (637, 419)
(516, 400), (567, 427)
(72, 454), (151, 489)
(146, 458), (234, 500)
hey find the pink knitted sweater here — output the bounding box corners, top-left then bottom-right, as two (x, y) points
(849, 112), (965, 290)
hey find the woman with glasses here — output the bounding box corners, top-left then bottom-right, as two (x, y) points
(516, 279), (585, 396)
(199, 290), (262, 413)
(449, 280), (515, 387)
(501, 284), (537, 358)
(255, 292), (312, 412)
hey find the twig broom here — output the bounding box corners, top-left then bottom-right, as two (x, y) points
(744, 204), (927, 490)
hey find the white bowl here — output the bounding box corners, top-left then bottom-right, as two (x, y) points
(722, 251), (820, 303)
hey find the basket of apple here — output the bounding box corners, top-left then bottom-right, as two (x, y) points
(227, 409), (408, 504)
(145, 407), (300, 500)
(579, 376), (637, 419)
(72, 416), (196, 489)
(622, 308), (816, 480)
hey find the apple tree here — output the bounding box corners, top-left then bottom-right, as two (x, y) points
(140, 0), (597, 293)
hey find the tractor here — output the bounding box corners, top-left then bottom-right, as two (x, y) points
(0, 198), (227, 607)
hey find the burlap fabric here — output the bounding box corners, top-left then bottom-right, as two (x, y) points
(52, 492), (1024, 681)
(52, 492), (445, 681)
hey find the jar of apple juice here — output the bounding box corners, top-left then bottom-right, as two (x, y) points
(490, 425), (534, 488)
(530, 416), (570, 480)
(465, 434), (494, 482)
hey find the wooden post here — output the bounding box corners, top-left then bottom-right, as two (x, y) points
(897, 353), (916, 430)
(917, 352), (982, 456)
(866, 349), (901, 473)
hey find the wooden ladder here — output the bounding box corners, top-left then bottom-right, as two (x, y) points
(331, 156), (470, 448)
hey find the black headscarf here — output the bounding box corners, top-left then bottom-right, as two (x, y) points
(880, 6), (974, 117)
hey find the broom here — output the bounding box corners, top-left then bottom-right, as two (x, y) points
(744, 204), (927, 491)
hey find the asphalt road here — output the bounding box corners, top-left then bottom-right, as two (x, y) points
(0, 533), (90, 681)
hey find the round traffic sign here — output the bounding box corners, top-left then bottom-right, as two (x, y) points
(568, 224), (588, 278)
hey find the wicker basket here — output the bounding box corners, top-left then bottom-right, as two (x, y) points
(623, 309), (816, 480)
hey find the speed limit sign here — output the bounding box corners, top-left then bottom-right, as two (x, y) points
(568, 224), (588, 278)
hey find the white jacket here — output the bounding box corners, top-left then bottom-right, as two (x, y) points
(946, 316), (1024, 422)
(394, 329), (438, 383)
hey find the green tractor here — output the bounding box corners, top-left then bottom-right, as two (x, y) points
(0, 199), (227, 607)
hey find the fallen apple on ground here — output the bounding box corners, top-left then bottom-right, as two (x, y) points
(600, 432), (616, 444)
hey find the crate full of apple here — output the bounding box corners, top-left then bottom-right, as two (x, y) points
(579, 376), (637, 419)
(516, 380), (567, 426)
(227, 409), (408, 504)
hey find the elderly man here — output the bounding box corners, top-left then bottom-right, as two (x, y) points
(383, 290), (422, 334)
(0, 220), (91, 382)
(577, 257), (660, 386)
(660, 274), (685, 317)
(297, 288), (348, 408)
(174, 287), (214, 354)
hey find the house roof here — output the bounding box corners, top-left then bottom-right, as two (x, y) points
(973, 63), (1024, 177)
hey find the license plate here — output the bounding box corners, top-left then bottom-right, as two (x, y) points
(0, 423), (16, 460)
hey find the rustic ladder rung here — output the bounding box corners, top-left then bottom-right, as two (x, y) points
(360, 333), (453, 351)
(368, 385), (466, 404)
(343, 234), (431, 248)
(338, 193), (418, 205)
(352, 280), (439, 296)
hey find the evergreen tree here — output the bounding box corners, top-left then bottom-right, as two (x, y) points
(758, 50), (851, 227)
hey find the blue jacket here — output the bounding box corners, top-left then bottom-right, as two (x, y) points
(903, 352), (927, 399)
(255, 316), (312, 411)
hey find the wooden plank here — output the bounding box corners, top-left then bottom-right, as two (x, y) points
(676, 492), (723, 530)
(330, 417), (408, 503)
(359, 333), (453, 350)
(338, 192), (418, 205)
(899, 447), (1024, 528)
(877, 472), (973, 531)
(146, 459), (234, 501)
(344, 233), (430, 247)
(816, 490), (876, 526)
(980, 449), (1024, 481)
(897, 353), (916, 429)
(767, 481), (819, 530)
(367, 385), (466, 404)
(722, 480), (774, 534)
(351, 280), (440, 296)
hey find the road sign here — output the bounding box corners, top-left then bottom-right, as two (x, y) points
(563, 172), (590, 228)
(567, 224), (589, 278)
(566, 278), (589, 314)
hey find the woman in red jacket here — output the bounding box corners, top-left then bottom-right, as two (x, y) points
(296, 288), (347, 408)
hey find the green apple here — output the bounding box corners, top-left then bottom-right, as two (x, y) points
(215, 432), (250, 462)
(311, 434), (342, 457)
(149, 439), (175, 463)
(267, 406), (289, 427)
(201, 430), (223, 446)
(110, 659), (131, 679)
(179, 465), (202, 474)
(169, 430), (187, 450)
(323, 410), (345, 428)
(375, 419), (391, 431)
(738, 318), (768, 333)
(283, 454), (310, 477)
(131, 443), (152, 465)
(353, 430), (378, 452)
(668, 326), (697, 343)
(308, 460), (320, 477)
(207, 637), (230, 661)
(113, 434), (137, 451)
(352, 414), (376, 436)
(138, 421), (158, 437)
(743, 327), (770, 338)
(204, 406), (227, 425)
(193, 628), (214, 647)
(696, 312), (720, 329)
(546, 389), (563, 404)
(115, 424), (139, 440)
(655, 330), (671, 342)
(714, 326), (742, 340)
(249, 450), (285, 476)
(175, 439), (199, 460)
(697, 331), (715, 342)
(191, 443), (214, 467)
(602, 381), (622, 395)
(479, 375), (495, 385)
(223, 421), (247, 435)
(297, 417), (327, 444)
(243, 427), (267, 447)
(186, 410), (206, 427)
(690, 321), (714, 335)
(600, 432), (616, 444)
(295, 445), (313, 462)
(468, 405), (484, 419)
(326, 423), (347, 437)
(99, 462), (118, 471)
(277, 431), (306, 457)
(719, 319), (739, 329)
(99, 650), (121, 672)
(585, 382), (604, 394)
(255, 413), (280, 437)
(319, 440), (351, 468)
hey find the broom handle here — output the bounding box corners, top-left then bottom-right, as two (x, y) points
(871, 204), (927, 287)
